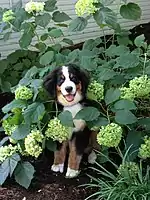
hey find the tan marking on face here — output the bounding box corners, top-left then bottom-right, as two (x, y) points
(53, 141), (68, 165)
(68, 139), (82, 170)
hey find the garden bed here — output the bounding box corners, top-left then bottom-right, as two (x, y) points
(0, 21), (150, 200)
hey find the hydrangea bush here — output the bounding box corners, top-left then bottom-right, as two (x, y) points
(0, 0), (149, 191)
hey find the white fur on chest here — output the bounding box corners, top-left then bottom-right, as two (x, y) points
(63, 103), (86, 132)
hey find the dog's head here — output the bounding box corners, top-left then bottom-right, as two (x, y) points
(43, 64), (90, 106)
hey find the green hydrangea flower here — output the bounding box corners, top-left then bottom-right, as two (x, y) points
(139, 136), (150, 159)
(2, 119), (17, 136)
(2, 10), (15, 23)
(120, 87), (135, 101)
(97, 123), (122, 147)
(25, 129), (44, 158)
(118, 162), (139, 177)
(45, 117), (70, 143)
(15, 86), (33, 100)
(75, 0), (99, 16)
(88, 80), (104, 101)
(0, 144), (17, 163)
(129, 75), (150, 98)
(25, 1), (45, 14)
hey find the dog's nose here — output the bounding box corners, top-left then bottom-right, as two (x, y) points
(65, 86), (73, 93)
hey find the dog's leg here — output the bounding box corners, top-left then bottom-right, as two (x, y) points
(66, 139), (81, 178)
(51, 141), (67, 173)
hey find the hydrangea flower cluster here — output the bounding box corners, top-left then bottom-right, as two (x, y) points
(25, 129), (44, 158)
(88, 80), (104, 101)
(45, 117), (70, 143)
(97, 123), (122, 147)
(25, 1), (45, 14)
(2, 119), (17, 136)
(15, 86), (33, 100)
(2, 10), (15, 23)
(120, 75), (150, 100)
(138, 136), (150, 159)
(118, 162), (139, 177)
(0, 144), (17, 163)
(75, 0), (99, 16)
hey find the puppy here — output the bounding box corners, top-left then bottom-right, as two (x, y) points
(43, 64), (97, 178)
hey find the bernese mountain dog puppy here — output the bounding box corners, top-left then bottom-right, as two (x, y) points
(43, 64), (98, 178)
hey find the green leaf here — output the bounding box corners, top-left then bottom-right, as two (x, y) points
(41, 33), (48, 41)
(120, 3), (142, 20)
(69, 17), (87, 32)
(0, 159), (10, 185)
(97, 147), (109, 164)
(83, 39), (99, 50)
(105, 45), (129, 57)
(134, 34), (147, 49)
(88, 117), (109, 129)
(35, 13), (51, 27)
(116, 53), (139, 68)
(40, 51), (54, 65)
(24, 103), (45, 124)
(62, 38), (74, 45)
(58, 111), (74, 127)
(114, 100), (137, 110)
(9, 154), (20, 177)
(35, 42), (46, 52)
(81, 56), (97, 71)
(44, 0), (57, 12)
(45, 139), (57, 152)
(98, 68), (116, 81)
(2, 100), (27, 113)
(52, 11), (71, 22)
(14, 161), (35, 189)
(67, 49), (79, 62)
(138, 118), (150, 131)
(75, 107), (100, 121)
(49, 28), (63, 38)
(115, 110), (137, 125)
(24, 66), (39, 78)
(19, 32), (33, 49)
(93, 7), (117, 29)
(0, 60), (8, 74)
(11, 124), (30, 140)
(105, 88), (120, 105)
(125, 131), (143, 161)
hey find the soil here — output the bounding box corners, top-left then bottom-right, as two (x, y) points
(0, 22), (150, 200)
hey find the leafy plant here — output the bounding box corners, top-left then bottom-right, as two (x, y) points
(82, 148), (150, 200)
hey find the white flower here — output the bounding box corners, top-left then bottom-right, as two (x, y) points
(25, 1), (45, 14)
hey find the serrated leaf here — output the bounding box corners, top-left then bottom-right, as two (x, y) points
(62, 38), (74, 45)
(24, 102), (45, 124)
(44, 0), (57, 12)
(9, 154), (20, 177)
(11, 124), (30, 140)
(35, 13), (51, 27)
(134, 34), (147, 49)
(0, 159), (10, 185)
(14, 161), (35, 189)
(120, 3), (142, 20)
(114, 100), (137, 110)
(2, 100), (27, 113)
(49, 28), (63, 38)
(125, 131), (143, 161)
(52, 11), (71, 22)
(69, 17), (87, 32)
(75, 107), (100, 121)
(40, 51), (54, 65)
(58, 111), (74, 127)
(115, 110), (137, 125)
(116, 53), (139, 68)
(46, 139), (57, 152)
(105, 88), (120, 105)
(94, 7), (117, 29)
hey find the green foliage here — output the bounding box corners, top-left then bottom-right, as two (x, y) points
(0, 0), (149, 191)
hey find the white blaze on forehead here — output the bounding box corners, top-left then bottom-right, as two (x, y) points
(61, 66), (76, 95)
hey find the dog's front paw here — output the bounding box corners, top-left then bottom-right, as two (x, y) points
(88, 150), (97, 164)
(65, 167), (79, 178)
(51, 163), (64, 173)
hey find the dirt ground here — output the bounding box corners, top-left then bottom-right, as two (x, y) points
(0, 22), (150, 200)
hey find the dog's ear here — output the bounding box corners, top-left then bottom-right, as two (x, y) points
(79, 69), (90, 94)
(43, 68), (58, 98)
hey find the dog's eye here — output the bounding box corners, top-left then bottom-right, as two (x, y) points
(70, 76), (79, 84)
(57, 76), (65, 86)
